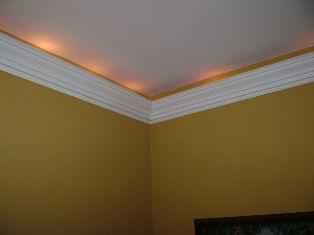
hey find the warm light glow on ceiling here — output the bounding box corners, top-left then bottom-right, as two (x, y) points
(82, 62), (110, 76)
(123, 81), (145, 93)
(196, 67), (231, 81)
(31, 37), (60, 53)
(7, 31), (311, 97)
(295, 31), (314, 49)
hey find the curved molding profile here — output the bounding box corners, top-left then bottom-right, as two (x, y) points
(1, 32), (313, 124)
(0, 32), (152, 123)
(151, 52), (314, 123)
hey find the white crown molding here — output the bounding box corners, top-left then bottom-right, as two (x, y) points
(1, 32), (313, 124)
(151, 52), (314, 123)
(0, 32), (152, 123)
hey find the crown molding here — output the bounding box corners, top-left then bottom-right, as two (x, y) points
(1, 32), (313, 124)
(151, 52), (314, 123)
(0, 32), (152, 123)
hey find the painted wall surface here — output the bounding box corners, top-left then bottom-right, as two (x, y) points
(1, 69), (314, 235)
(0, 71), (152, 235)
(150, 83), (314, 235)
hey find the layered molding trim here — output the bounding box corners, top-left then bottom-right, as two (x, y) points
(1, 32), (313, 124)
(151, 52), (314, 123)
(0, 32), (152, 123)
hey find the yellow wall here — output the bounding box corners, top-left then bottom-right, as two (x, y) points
(150, 83), (314, 235)
(0, 71), (152, 235)
(1, 70), (314, 235)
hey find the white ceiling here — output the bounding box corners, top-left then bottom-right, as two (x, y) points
(0, 0), (313, 96)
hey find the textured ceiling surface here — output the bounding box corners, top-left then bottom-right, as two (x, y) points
(0, 0), (314, 96)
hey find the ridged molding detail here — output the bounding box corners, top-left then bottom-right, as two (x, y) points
(1, 32), (313, 124)
(0, 33), (152, 123)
